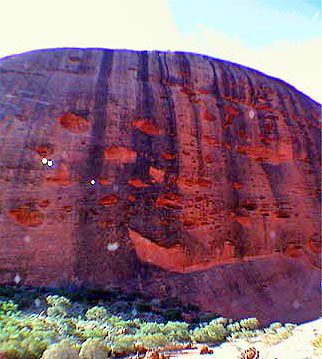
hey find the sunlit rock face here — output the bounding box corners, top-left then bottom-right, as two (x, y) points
(0, 48), (320, 325)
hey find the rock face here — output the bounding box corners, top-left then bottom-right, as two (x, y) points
(0, 48), (320, 325)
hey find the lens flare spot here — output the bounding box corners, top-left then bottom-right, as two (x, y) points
(14, 273), (21, 284)
(107, 242), (119, 251)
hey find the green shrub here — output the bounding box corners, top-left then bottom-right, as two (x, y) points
(0, 300), (20, 316)
(190, 326), (214, 343)
(261, 327), (293, 345)
(40, 339), (80, 359)
(284, 323), (297, 332)
(45, 296), (73, 319)
(0, 318), (54, 359)
(45, 296), (71, 309)
(209, 317), (229, 326)
(268, 322), (283, 331)
(227, 322), (241, 333)
(135, 333), (169, 349)
(79, 338), (112, 359)
(239, 318), (259, 330)
(85, 306), (109, 321)
(139, 322), (165, 335)
(111, 334), (137, 355)
(155, 321), (190, 342)
(311, 334), (322, 349)
(72, 321), (110, 341)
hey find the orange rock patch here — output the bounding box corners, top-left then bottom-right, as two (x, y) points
(34, 145), (53, 157)
(224, 104), (240, 126)
(155, 193), (183, 209)
(59, 112), (90, 134)
(99, 220), (115, 228)
(306, 239), (321, 254)
(128, 228), (191, 271)
(161, 153), (176, 160)
(104, 146), (137, 163)
(9, 204), (44, 227)
(38, 199), (50, 208)
(63, 206), (72, 213)
(98, 194), (119, 206)
(15, 114), (28, 122)
(198, 178), (212, 188)
(285, 244), (303, 258)
(132, 119), (162, 135)
(235, 216), (252, 227)
(128, 178), (150, 188)
(203, 111), (216, 122)
(69, 56), (81, 62)
(44, 163), (71, 186)
(128, 194), (136, 202)
(97, 177), (112, 186)
(199, 345), (213, 355)
(232, 182), (242, 190)
(149, 166), (165, 183)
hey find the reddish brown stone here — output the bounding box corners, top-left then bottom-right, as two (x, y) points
(9, 204), (44, 227)
(155, 193), (183, 209)
(44, 163), (71, 186)
(98, 194), (119, 206)
(161, 152), (176, 160)
(104, 145), (137, 163)
(132, 118), (163, 135)
(0, 48), (320, 326)
(97, 177), (112, 186)
(128, 178), (150, 188)
(199, 345), (213, 355)
(149, 166), (165, 183)
(59, 112), (90, 134)
(34, 145), (53, 157)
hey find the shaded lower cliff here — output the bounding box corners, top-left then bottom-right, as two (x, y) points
(0, 48), (320, 325)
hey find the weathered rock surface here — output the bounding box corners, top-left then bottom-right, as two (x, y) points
(0, 48), (320, 325)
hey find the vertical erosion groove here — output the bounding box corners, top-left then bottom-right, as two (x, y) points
(87, 50), (114, 180)
(178, 53), (204, 177)
(133, 51), (154, 180)
(158, 52), (179, 179)
(208, 61), (221, 98)
(75, 50), (114, 279)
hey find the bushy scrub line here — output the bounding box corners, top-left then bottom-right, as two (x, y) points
(0, 295), (298, 359)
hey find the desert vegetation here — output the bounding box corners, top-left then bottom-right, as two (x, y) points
(0, 285), (299, 358)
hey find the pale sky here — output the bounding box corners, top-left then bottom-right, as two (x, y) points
(1, 0), (321, 104)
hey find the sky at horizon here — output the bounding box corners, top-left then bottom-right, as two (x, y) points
(1, 0), (321, 103)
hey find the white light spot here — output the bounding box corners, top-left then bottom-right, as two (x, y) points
(47, 160), (53, 167)
(269, 231), (276, 239)
(107, 242), (119, 251)
(90, 179), (96, 185)
(24, 235), (31, 243)
(292, 300), (300, 309)
(249, 110), (255, 119)
(14, 273), (21, 284)
(41, 157), (48, 165)
(34, 298), (41, 307)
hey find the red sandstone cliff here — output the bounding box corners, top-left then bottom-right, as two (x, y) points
(0, 48), (320, 325)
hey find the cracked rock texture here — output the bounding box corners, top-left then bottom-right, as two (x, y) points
(0, 48), (320, 325)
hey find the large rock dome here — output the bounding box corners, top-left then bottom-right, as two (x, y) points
(0, 48), (320, 325)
